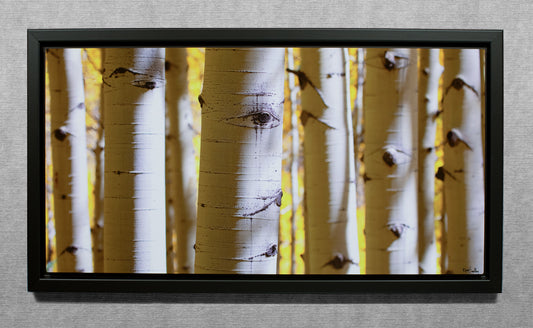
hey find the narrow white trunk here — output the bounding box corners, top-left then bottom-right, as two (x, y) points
(417, 49), (442, 274)
(103, 48), (166, 273)
(48, 48), (93, 272)
(354, 48), (365, 207)
(165, 48), (197, 273)
(364, 48), (418, 274)
(300, 48), (359, 274)
(195, 48), (285, 274)
(442, 49), (484, 274)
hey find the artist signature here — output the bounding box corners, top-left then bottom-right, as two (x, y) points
(462, 267), (480, 274)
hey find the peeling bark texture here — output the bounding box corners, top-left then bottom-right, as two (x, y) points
(417, 49), (442, 274)
(301, 48), (359, 274)
(165, 48), (197, 274)
(363, 48), (418, 274)
(103, 48), (166, 273)
(48, 49), (93, 273)
(195, 48), (284, 274)
(442, 49), (485, 274)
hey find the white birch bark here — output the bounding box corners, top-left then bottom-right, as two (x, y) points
(364, 48), (418, 274)
(48, 48), (93, 272)
(165, 48), (197, 273)
(195, 48), (284, 274)
(300, 48), (359, 274)
(103, 48), (166, 273)
(417, 49), (442, 274)
(442, 49), (485, 274)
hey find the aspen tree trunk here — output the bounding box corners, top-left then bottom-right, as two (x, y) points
(48, 48), (93, 272)
(442, 49), (484, 274)
(287, 48), (300, 274)
(165, 128), (176, 273)
(165, 48), (197, 273)
(93, 129), (104, 272)
(300, 48), (359, 274)
(103, 48), (166, 273)
(92, 49), (105, 273)
(480, 49), (486, 166)
(354, 48), (365, 207)
(440, 198), (448, 273)
(195, 48), (284, 274)
(364, 48), (418, 274)
(417, 49), (442, 274)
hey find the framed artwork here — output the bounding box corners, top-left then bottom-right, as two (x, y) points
(27, 28), (503, 292)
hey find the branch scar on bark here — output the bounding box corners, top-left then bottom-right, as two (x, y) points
(388, 223), (410, 238)
(198, 94), (206, 108)
(321, 253), (356, 269)
(247, 243), (277, 260)
(224, 104), (281, 129)
(433, 109), (443, 120)
(53, 127), (69, 141)
(58, 245), (89, 256)
(131, 80), (159, 90)
(111, 170), (152, 175)
(383, 51), (409, 71)
(435, 166), (457, 181)
(300, 110), (336, 129)
(286, 68), (329, 107)
(381, 147), (412, 167)
(446, 128), (473, 150)
(382, 148), (398, 167)
(108, 67), (163, 90)
(68, 102), (85, 112)
(326, 72), (345, 78)
(443, 77), (480, 99)
(109, 67), (139, 77)
(243, 189), (283, 217)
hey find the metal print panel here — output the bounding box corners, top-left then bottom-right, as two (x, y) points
(27, 28), (503, 292)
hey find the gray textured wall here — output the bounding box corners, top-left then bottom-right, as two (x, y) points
(1, 1), (531, 327)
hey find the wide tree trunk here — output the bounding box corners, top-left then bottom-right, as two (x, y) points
(103, 48), (166, 273)
(364, 48), (418, 274)
(300, 48), (359, 274)
(195, 48), (284, 274)
(417, 49), (443, 274)
(165, 48), (197, 273)
(442, 49), (485, 274)
(48, 48), (93, 273)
